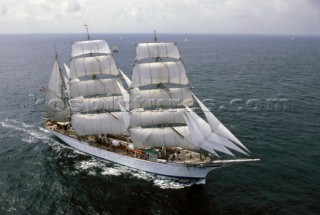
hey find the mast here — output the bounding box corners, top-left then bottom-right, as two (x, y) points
(128, 32), (193, 149)
(154, 30), (159, 62)
(128, 32), (249, 157)
(68, 32), (128, 136)
(84, 24), (90, 40)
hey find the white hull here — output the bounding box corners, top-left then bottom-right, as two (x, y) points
(50, 131), (220, 179)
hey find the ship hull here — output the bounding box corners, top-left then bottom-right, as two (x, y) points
(50, 130), (220, 180)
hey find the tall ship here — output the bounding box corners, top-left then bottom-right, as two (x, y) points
(44, 31), (259, 181)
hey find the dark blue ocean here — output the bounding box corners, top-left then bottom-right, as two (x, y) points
(0, 33), (319, 215)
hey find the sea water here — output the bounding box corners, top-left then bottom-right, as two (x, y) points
(0, 34), (319, 214)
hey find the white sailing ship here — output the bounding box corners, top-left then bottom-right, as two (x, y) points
(44, 32), (259, 181)
(112, 44), (119, 53)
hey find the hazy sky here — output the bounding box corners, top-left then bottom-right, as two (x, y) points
(0, 0), (319, 35)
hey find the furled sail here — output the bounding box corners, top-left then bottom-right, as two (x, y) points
(45, 53), (70, 122)
(71, 40), (111, 58)
(70, 55), (119, 79)
(69, 96), (123, 112)
(130, 126), (196, 149)
(131, 61), (189, 88)
(68, 78), (123, 98)
(131, 108), (186, 127)
(130, 87), (193, 109)
(72, 113), (127, 136)
(135, 42), (180, 60)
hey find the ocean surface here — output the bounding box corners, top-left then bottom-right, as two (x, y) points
(0, 33), (319, 215)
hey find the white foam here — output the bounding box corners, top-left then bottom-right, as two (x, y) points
(75, 159), (108, 171)
(0, 119), (75, 152)
(72, 157), (205, 189)
(1, 120), (50, 141)
(101, 168), (122, 176)
(21, 136), (36, 143)
(39, 127), (50, 133)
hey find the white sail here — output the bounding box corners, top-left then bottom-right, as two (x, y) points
(71, 113), (127, 136)
(131, 108), (186, 127)
(119, 103), (130, 129)
(183, 106), (248, 156)
(63, 63), (71, 96)
(45, 55), (69, 122)
(71, 40), (111, 58)
(131, 61), (189, 88)
(193, 95), (249, 152)
(117, 81), (130, 111)
(63, 63), (71, 81)
(70, 55), (119, 79)
(135, 42), (180, 60)
(119, 69), (132, 88)
(183, 116), (220, 157)
(68, 78), (123, 99)
(130, 87), (193, 109)
(112, 44), (119, 52)
(69, 96), (123, 112)
(129, 126), (196, 149)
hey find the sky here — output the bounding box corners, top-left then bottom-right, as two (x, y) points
(0, 0), (319, 35)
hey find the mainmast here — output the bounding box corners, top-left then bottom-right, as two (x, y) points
(154, 30), (157, 42)
(154, 30), (159, 62)
(127, 32), (194, 149)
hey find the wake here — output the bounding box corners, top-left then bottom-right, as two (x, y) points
(1, 118), (204, 189)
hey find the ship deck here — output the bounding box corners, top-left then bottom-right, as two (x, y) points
(45, 121), (212, 165)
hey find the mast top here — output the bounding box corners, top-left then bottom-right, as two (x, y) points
(154, 30), (157, 42)
(84, 24), (91, 40)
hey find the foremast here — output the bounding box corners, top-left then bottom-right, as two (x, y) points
(66, 29), (128, 137)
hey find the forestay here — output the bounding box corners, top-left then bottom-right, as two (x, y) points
(131, 108), (186, 127)
(70, 55), (119, 79)
(131, 61), (189, 88)
(72, 113), (127, 135)
(68, 78), (123, 98)
(135, 43), (180, 60)
(129, 126), (196, 149)
(71, 40), (111, 58)
(130, 87), (193, 109)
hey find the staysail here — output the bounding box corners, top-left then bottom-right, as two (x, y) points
(45, 52), (70, 122)
(183, 105), (249, 156)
